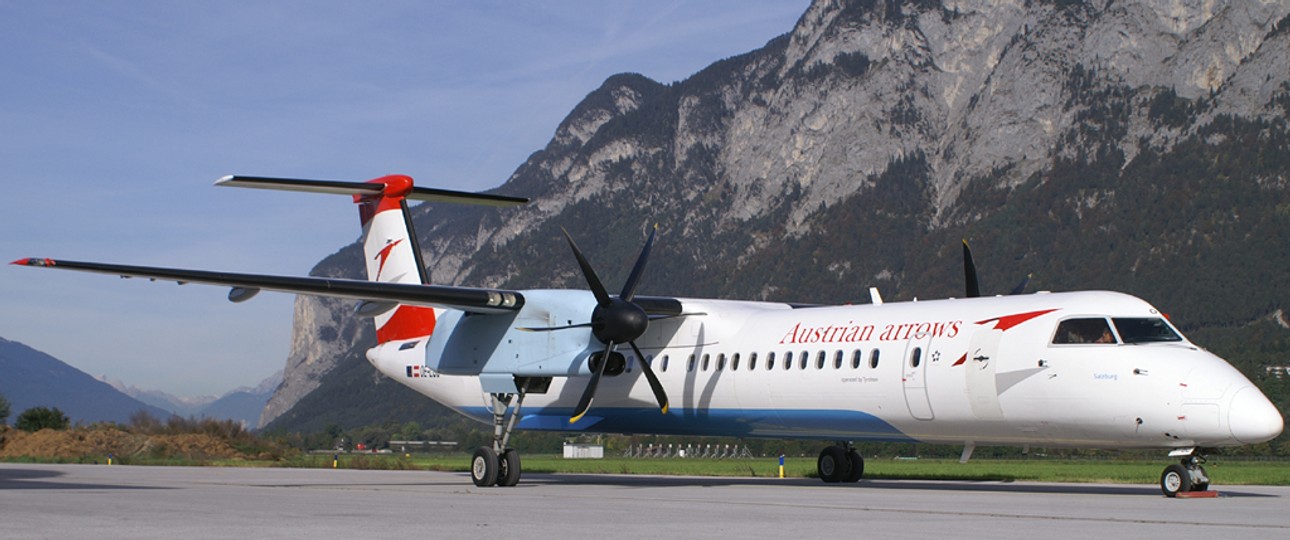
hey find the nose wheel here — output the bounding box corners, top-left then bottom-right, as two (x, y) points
(1160, 452), (1210, 497)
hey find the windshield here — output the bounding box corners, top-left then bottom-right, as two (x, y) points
(1113, 318), (1182, 344)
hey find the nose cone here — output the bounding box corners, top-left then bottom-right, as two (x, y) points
(1228, 386), (1284, 444)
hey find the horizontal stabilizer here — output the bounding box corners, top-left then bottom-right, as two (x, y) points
(215, 175), (528, 207)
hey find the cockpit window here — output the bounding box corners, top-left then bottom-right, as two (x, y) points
(1053, 318), (1117, 345)
(1113, 318), (1182, 344)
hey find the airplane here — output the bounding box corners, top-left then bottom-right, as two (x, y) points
(13, 174), (1283, 497)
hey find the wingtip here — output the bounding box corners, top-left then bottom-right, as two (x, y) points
(11, 258), (52, 267)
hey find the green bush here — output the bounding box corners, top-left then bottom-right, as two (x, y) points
(15, 406), (69, 432)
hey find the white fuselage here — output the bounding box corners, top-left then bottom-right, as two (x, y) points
(368, 290), (1283, 449)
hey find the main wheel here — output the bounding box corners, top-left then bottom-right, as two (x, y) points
(471, 446), (499, 487)
(497, 448), (521, 487)
(1160, 463), (1192, 497)
(817, 446), (850, 483)
(843, 449), (864, 483)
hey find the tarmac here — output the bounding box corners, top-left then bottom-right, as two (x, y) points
(2, 463), (1288, 539)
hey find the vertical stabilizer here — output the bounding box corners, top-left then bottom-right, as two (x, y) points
(355, 175), (438, 343)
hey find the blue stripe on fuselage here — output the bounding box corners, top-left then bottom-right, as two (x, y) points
(460, 406), (916, 442)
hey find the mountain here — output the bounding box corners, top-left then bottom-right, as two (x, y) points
(261, 0), (1290, 432)
(100, 371), (282, 427)
(0, 336), (172, 425)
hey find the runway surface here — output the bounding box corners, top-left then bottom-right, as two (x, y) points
(2, 463), (1288, 539)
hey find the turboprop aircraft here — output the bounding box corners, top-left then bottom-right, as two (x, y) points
(13, 174), (1283, 496)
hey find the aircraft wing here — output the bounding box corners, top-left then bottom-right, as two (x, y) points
(11, 258), (524, 314)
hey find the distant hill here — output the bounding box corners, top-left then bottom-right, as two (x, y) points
(0, 336), (172, 425)
(99, 371), (281, 428)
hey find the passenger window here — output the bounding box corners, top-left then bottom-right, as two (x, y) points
(851, 350), (862, 369)
(661, 355), (669, 372)
(910, 347), (922, 368)
(767, 352), (776, 371)
(870, 349), (880, 369)
(688, 354), (696, 372)
(800, 351), (809, 370)
(783, 351), (793, 370)
(1053, 318), (1117, 344)
(816, 351), (826, 370)
(732, 353), (741, 371)
(833, 350), (844, 369)
(749, 353), (757, 371)
(717, 354), (726, 371)
(626, 355), (633, 373)
(702, 354), (711, 371)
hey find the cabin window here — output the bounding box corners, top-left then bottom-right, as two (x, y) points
(1053, 318), (1117, 345)
(800, 351), (809, 370)
(851, 349), (862, 369)
(702, 354), (711, 371)
(732, 353), (741, 371)
(910, 347), (922, 368)
(816, 351), (826, 370)
(688, 354), (696, 372)
(766, 352), (776, 371)
(1113, 318), (1183, 344)
(626, 355), (633, 373)
(833, 350), (844, 369)
(783, 351), (793, 370)
(870, 349), (880, 369)
(748, 352), (758, 371)
(717, 354), (726, 371)
(661, 355), (670, 372)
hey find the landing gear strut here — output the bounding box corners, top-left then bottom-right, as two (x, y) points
(1160, 451), (1210, 497)
(471, 379), (540, 487)
(817, 443), (864, 483)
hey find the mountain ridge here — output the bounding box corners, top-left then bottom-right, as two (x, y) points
(0, 336), (173, 425)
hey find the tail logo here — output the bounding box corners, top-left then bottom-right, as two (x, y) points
(374, 239), (404, 281)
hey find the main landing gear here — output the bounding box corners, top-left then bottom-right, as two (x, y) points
(471, 378), (546, 487)
(817, 443), (865, 483)
(1160, 450), (1210, 498)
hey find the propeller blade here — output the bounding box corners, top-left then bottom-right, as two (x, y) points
(571, 341), (614, 423)
(561, 228), (612, 307)
(648, 312), (706, 322)
(515, 322), (594, 332)
(619, 225), (657, 301)
(629, 341), (669, 415)
(962, 239), (981, 298)
(1009, 273), (1033, 295)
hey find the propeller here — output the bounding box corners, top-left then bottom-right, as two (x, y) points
(962, 239), (1031, 297)
(559, 226), (669, 423)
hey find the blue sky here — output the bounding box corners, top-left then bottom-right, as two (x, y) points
(1, 1), (808, 397)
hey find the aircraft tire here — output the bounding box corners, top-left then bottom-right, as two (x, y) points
(1160, 463), (1191, 497)
(497, 448), (521, 487)
(471, 446), (499, 487)
(817, 446), (849, 483)
(843, 449), (864, 483)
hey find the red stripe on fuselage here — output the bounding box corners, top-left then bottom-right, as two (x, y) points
(974, 309), (1058, 332)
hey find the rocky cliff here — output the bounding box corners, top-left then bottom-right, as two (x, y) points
(260, 0), (1290, 430)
